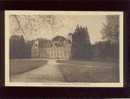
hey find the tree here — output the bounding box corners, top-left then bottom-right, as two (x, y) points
(100, 15), (119, 60)
(10, 15), (64, 39)
(101, 15), (119, 44)
(71, 25), (92, 60)
(10, 35), (26, 58)
(10, 35), (18, 58)
(10, 35), (33, 58)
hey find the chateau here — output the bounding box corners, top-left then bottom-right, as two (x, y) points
(31, 34), (72, 60)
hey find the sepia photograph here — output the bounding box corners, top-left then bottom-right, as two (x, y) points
(5, 11), (124, 87)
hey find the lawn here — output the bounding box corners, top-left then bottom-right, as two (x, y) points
(10, 59), (119, 82)
(10, 59), (47, 75)
(57, 60), (119, 82)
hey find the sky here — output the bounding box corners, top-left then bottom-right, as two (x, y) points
(9, 15), (106, 44)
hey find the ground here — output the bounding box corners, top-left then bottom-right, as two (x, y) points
(10, 59), (119, 83)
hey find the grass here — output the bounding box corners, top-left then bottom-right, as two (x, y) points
(10, 59), (119, 82)
(57, 59), (118, 66)
(57, 60), (119, 82)
(10, 59), (47, 75)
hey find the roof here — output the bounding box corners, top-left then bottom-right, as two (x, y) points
(52, 36), (66, 42)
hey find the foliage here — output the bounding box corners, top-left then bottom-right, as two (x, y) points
(101, 15), (119, 43)
(71, 25), (92, 60)
(10, 35), (32, 58)
(92, 41), (119, 61)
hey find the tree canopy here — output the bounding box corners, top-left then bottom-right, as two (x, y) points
(101, 15), (119, 44)
(71, 25), (92, 60)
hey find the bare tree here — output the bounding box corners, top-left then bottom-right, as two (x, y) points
(13, 15), (25, 36)
(11, 15), (64, 40)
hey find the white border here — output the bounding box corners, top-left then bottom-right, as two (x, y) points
(5, 10), (124, 87)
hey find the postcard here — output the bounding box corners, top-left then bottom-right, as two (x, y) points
(5, 11), (124, 87)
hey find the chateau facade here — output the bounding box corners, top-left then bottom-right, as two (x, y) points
(31, 35), (72, 60)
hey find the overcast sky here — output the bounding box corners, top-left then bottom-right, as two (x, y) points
(9, 15), (106, 44)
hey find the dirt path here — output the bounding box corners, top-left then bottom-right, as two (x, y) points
(11, 59), (65, 82)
